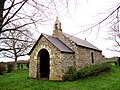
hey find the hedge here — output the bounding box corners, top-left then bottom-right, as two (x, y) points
(7, 63), (14, 73)
(64, 63), (111, 81)
(0, 62), (6, 75)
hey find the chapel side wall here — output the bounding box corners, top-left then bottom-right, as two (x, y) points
(61, 53), (75, 79)
(76, 46), (104, 69)
(29, 36), (62, 80)
(94, 50), (104, 64)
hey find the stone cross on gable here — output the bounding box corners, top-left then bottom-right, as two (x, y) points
(54, 17), (61, 30)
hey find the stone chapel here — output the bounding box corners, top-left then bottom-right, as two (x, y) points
(29, 17), (105, 81)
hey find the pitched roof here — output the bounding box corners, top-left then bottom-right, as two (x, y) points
(43, 34), (74, 53)
(63, 33), (101, 51)
(29, 33), (74, 55)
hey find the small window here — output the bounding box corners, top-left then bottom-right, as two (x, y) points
(91, 52), (94, 63)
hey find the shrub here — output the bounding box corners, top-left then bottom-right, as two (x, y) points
(0, 62), (6, 75)
(64, 63), (111, 81)
(64, 66), (77, 81)
(26, 63), (29, 68)
(17, 64), (20, 69)
(7, 63), (14, 73)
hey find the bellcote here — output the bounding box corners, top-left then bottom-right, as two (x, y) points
(54, 17), (62, 31)
(53, 17), (62, 37)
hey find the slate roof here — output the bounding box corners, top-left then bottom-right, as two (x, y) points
(43, 34), (74, 53)
(63, 33), (101, 51)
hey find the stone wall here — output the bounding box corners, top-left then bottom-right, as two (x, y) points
(75, 46), (104, 69)
(29, 36), (63, 80)
(61, 53), (75, 79)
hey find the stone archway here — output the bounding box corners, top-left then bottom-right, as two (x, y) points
(39, 49), (50, 79)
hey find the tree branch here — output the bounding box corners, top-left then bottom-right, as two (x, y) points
(1, 0), (28, 30)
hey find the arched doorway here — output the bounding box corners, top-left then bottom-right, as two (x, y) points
(39, 49), (50, 79)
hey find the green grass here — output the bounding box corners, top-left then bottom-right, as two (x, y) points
(0, 64), (120, 90)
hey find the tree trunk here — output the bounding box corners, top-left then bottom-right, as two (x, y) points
(0, 0), (5, 32)
(13, 57), (18, 70)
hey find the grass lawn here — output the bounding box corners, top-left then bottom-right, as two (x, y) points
(0, 64), (120, 90)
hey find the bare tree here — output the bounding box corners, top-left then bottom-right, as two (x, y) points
(0, 29), (34, 69)
(107, 21), (120, 52)
(0, 0), (79, 34)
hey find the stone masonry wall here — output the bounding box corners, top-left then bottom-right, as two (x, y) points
(29, 36), (63, 80)
(76, 46), (104, 69)
(61, 53), (75, 79)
